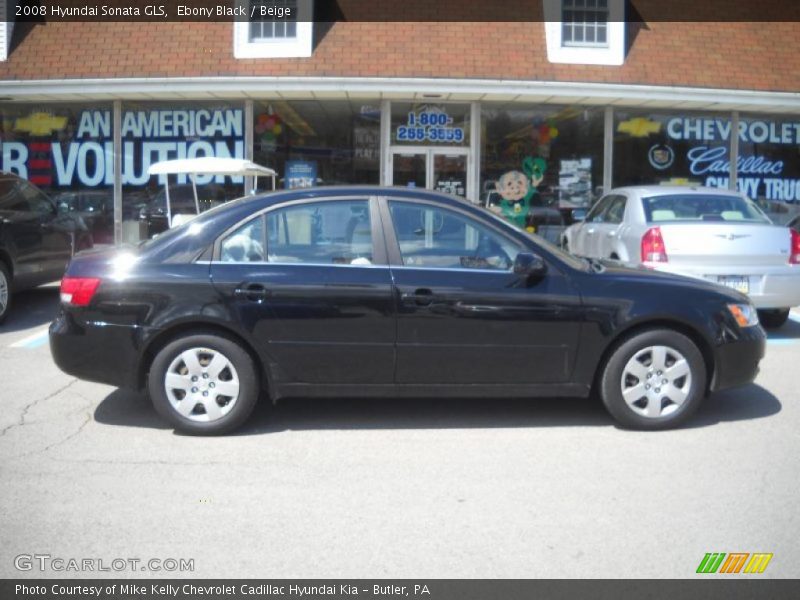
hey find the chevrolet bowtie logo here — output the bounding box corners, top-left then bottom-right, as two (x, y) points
(14, 112), (68, 136)
(617, 117), (662, 138)
(715, 233), (750, 241)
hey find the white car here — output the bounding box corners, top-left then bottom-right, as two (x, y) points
(562, 186), (800, 328)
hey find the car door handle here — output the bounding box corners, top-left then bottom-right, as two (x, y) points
(606, 231), (617, 238)
(234, 283), (271, 302)
(586, 228), (596, 234)
(400, 288), (442, 306)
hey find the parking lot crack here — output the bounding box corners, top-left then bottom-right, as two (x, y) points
(0, 378), (78, 438)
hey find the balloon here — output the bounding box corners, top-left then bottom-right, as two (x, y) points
(273, 124), (282, 135)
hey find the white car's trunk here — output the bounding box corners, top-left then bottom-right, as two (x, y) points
(658, 223), (791, 267)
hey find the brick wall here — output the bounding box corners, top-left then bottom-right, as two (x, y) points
(1, 19), (798, 92)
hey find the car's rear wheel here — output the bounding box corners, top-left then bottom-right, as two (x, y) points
(148, 333), (259, 435)
(600, 329), (706, 430)
(757, 308), (790, 329)
(0, 262), (11, 325)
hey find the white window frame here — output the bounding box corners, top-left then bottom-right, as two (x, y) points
(0, 0), (14, 62)
(234, 0), (313, 59)
(542, 0), (625, 66)
(561, 0), (609, 48)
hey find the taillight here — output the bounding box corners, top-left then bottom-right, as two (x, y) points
(60, 277), (101, 306)
(791, 229), (800, 265)
(641, 227), (668, 263)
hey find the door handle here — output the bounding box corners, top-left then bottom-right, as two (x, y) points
(400, 288), (442, 307)
(586, 228), (596, 235)
(234, 283), (271, 302)
(606, 231), (617, 238)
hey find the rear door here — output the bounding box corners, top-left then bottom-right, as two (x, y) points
(209, 196), (396, 385)
(571, 194), (613, 256)
(589, 194), (628, 259)
(382, 197), (582, 385)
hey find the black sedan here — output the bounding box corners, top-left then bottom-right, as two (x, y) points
(1, 172), (93, 323)
(50, 186), (766, 434)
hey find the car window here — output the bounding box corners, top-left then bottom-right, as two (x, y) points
(389, 201), (522, 271)
(266, 200), (373, 265)
(20, 180), (55, 215)
(220, 216), (265, 263)
(585, 195), (613, 223)
(0, 177), (52, 214)
(642, 194), (771, 224)
(603, 195), (627, 225)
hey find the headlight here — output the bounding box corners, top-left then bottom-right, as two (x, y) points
(727, 303), (759, 328)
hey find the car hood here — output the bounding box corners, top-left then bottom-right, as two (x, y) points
(588, 258), (750, 303)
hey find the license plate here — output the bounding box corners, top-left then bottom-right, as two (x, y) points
(717, 276), (749, 294)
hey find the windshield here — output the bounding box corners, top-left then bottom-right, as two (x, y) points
(642, 194), (771, 224)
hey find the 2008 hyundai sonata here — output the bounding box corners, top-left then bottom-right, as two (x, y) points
(50, 186), (766, 434)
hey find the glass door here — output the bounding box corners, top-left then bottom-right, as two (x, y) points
(389, 148), (470, 199)
(391, 152), (427, 190)
(432, 152), (467, 198)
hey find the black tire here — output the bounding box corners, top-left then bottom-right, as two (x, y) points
(599, 329), (706, 430)
(757, 308), (790, 329)
(0, 261), (11, 325)
(148, 332), (260, 435)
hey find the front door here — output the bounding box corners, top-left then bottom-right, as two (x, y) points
(381, 197), (582, 385)
(389, 148), (470, 200)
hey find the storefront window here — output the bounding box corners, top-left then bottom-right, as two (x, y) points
(253, 99), (381, 190)
(391, 102), (471, 147)
(613, 109), (734, 191)
(1, 102), (114, 243)
(119, 100), (246, 242)
(481, 104), (604, 210)
(736, 114), (800, 204)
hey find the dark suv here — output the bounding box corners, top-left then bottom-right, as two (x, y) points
(0, 172), (92, 323)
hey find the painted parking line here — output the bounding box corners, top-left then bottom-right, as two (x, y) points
(9, 328), (50, 349)
(766, 311), (800, 345)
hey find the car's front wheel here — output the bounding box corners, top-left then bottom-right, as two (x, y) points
(148, 333), (260, 434)
(599, 329), (706, 430)
(757, 308), (790, 329)
(0, 262), (11, 325)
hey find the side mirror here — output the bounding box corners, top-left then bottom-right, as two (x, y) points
(571, 208), (587, 222)
(513, 253), (547, 282)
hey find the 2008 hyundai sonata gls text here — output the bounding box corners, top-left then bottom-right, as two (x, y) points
(50, 187), (766, 434)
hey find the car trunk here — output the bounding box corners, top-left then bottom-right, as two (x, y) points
(658, 223), (791, 267)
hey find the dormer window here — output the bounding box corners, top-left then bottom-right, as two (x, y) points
(562, 0), (609, 47)
(543, 0), (625, 65)
(234, 0), (314, 59)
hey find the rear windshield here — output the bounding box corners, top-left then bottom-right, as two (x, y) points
(642, 194), (770, 224)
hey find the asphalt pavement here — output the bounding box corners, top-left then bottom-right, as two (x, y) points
(0, 284), (798, 578)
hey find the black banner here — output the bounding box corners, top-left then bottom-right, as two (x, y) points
(7, 0), (800, 23)
(2, 580), (800, 600)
